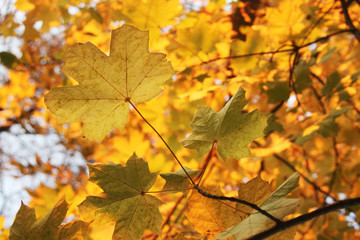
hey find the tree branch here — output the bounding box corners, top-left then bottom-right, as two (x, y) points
(195, 186), (283, 225)
(340, 0), (360, 43)
(194, 29), (353, 67)
(246, 197), (360, 240)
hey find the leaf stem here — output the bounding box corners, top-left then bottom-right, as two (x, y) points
(147, 188), (192, 193)
(128, 101), (195, 186)
(194, 186), (283, 225)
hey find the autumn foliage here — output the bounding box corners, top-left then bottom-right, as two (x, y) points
(1, 0), (360, 239)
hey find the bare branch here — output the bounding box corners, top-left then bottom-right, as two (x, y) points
(246, 197), (360, 240)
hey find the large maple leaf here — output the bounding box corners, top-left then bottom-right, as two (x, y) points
(45, 24), (174, 141)
(182, 87), (268, 160)
(78, 153), (163, 240)
(9, 197), (89, 240)
(185, 187), (242, 239)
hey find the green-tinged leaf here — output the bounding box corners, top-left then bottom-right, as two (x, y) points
(78, 153), (163, 240)
(262, 81), (290, 104)
(10, 197), (87, 240)
(9, 202), (37, 239)
(182, 87), (269, 160)
(294, 61), (312, 92)
(58, 220), (90, 240)
(45, 24), (174, 141)
(317, 107), (350, 137)
(160, 167), (201, 193)
(88, 8), (103, 24)
(216, 173), (300, 240)
(351, 71), (360, 83)
(321, 71), (341, 96)
(296, 107), (350, 144)
(0, 51), (17, 68)
(236, 175), (271, 215)
(195, 74), (210, 83)
(338, 90), (350, 101)
(265, 114), (284, 133)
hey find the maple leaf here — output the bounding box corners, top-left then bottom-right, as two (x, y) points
(45, 24), (174, 141)
(185, 187), (242, 239)
(216, 173), (300, 240)
(160, 167), (201, 193)
(9, 197), (89, 240)
(295, 107), (350, 144)
(78, 153), (163, 240)
(121, 0), (181, 30)
(182, 87), (269, 160)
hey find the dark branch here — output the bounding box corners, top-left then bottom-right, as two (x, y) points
(340, 0), (360, 43)
(195, 185), (283, 225)
(246, 197), (360, 240)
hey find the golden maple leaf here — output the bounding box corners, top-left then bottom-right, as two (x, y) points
(45, 24), (174, 141)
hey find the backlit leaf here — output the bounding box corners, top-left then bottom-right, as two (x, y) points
(10, 197), (88, 240)
(78, 153), (163, 240)
(261, 81), (290, 104)
(182, 87), (269, 160)
(58, 220), (90, 240)
(186, 187), (242, 239)
(45, 24), (174, 141)
(321, 71), (341, 96)
(160, 167), (201, 193)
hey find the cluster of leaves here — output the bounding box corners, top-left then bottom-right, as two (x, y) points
(1, 0), (360, 239)
(9, 25), (300, 239)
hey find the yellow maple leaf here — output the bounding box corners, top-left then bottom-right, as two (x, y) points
(45, 24), (174, 141)
(185, 187), (242, 239)
(9, 197), (89, 240)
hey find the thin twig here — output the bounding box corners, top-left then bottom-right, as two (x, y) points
(193, 29), (353, 67)
(246, 197), (360, 240)
(128, 101), (195, 185)
(302, 1), (337, 43)
(273, 153), (337, 200)
(310, 71), (325, 85)
(288, 49), (302, 108)
(270, 100), (285, 113)
(162, 194), (185, 228)
(195, 142), (215, 185)
(195, 186), (283, 225)
(310, 85), (327, 113)
(253, 141), (336, 200)
(328, 138), (340, 194)
(151, 194), (185, 240)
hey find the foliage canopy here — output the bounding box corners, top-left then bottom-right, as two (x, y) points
(1, 0), (360, 239)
